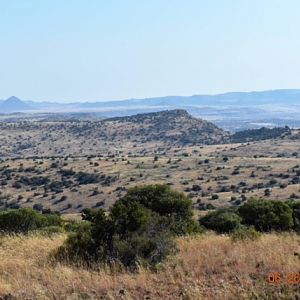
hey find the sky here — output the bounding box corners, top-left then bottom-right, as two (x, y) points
(1, 0), (300, 103)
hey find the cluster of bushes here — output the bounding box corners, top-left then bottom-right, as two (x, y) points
(59, 170), (117, 186)
(0, 208), (62, 234)
(230, 126), (291, 143)
(56, 184), (200, 269)
(18, 176), (50, 187)
(199, 199), (300, 233)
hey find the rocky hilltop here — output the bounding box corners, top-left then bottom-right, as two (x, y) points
(0, 109), (229, 158)
(103, 109), (229, 145)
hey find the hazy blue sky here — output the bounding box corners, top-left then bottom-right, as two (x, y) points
(1, 0), (300, 102)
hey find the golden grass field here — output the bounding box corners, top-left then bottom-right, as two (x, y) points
(0, 232), (300, 299)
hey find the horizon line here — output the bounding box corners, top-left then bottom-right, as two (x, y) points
(2, 88), (300, 104)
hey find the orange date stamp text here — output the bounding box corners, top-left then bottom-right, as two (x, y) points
(268, 272), (300, 284)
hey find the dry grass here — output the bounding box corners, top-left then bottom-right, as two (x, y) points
(2, 140), (300, 213)
(0, 233), (300, 299)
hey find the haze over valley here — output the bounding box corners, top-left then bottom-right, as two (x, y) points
(2, 89), (300, 131)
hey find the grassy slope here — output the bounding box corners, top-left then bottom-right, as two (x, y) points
(0, 233), (300, 299)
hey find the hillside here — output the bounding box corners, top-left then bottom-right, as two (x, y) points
(0, 110), (229, 158)
(1, 130), (300, 213)
(0, 109), (295, 160)
(104, 109), (229, 145)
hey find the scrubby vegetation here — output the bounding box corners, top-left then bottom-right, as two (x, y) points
(1, 231), (300, 299)
(199, 209), (241, 233)
(200, 198), (300, 234)
(56, 184), (199, 269)
(0, 208), (62, 234)
(2, 134), (300, 213)
(1, 183), (300, 298)
(238, 199), (293, 231)
(2, 98), (300, 299)
(230, 126), (291, 143)
(230, 225), (262, 242)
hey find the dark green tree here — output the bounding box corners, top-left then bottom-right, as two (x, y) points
(238, 199), (293, 232)
(199, 209), (241, 233)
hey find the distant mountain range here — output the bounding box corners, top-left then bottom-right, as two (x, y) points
(1, 90), (300, 130)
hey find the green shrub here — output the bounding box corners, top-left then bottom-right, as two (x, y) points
(230, 226), (261, 242)
(238, 199), (293, 232)
(115, 184), (200, 235)
(199, 209), (241, 233)
(56, 207), (176, 269)
(211, 194), (219, 200)
(56, 184), (197, 269)
(0, 208), (62, 234)
(57, 222), (93, 262)
(111, 229), (175, 268)
(37, 225), (64, 236)
(288, 201), (300, 232)
(63, 219), (83, 232)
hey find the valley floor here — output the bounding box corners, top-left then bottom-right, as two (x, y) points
(2, 139), (300, 213)
(0, 232), (299, 299)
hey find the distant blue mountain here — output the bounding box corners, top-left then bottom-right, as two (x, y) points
(0, 96), (31, 113)
(76, 89), (300, 108)
(2, 89), (300, 113)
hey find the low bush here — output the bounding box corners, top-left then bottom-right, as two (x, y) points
(0, 208), (62, 234)
(200, 199), (300, 234)
(56, 206), (176, 269)
(116, 184), (200, 235)
(199, 209), (241, 233)
(289, 201), (300, 232)
(230, 226), (261, 242)
(238, 199), (293, 232)
(37, 225), (65, 236)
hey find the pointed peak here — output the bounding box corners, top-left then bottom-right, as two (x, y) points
(5, 96), (22, 102)
(0, 96), (31, 112)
